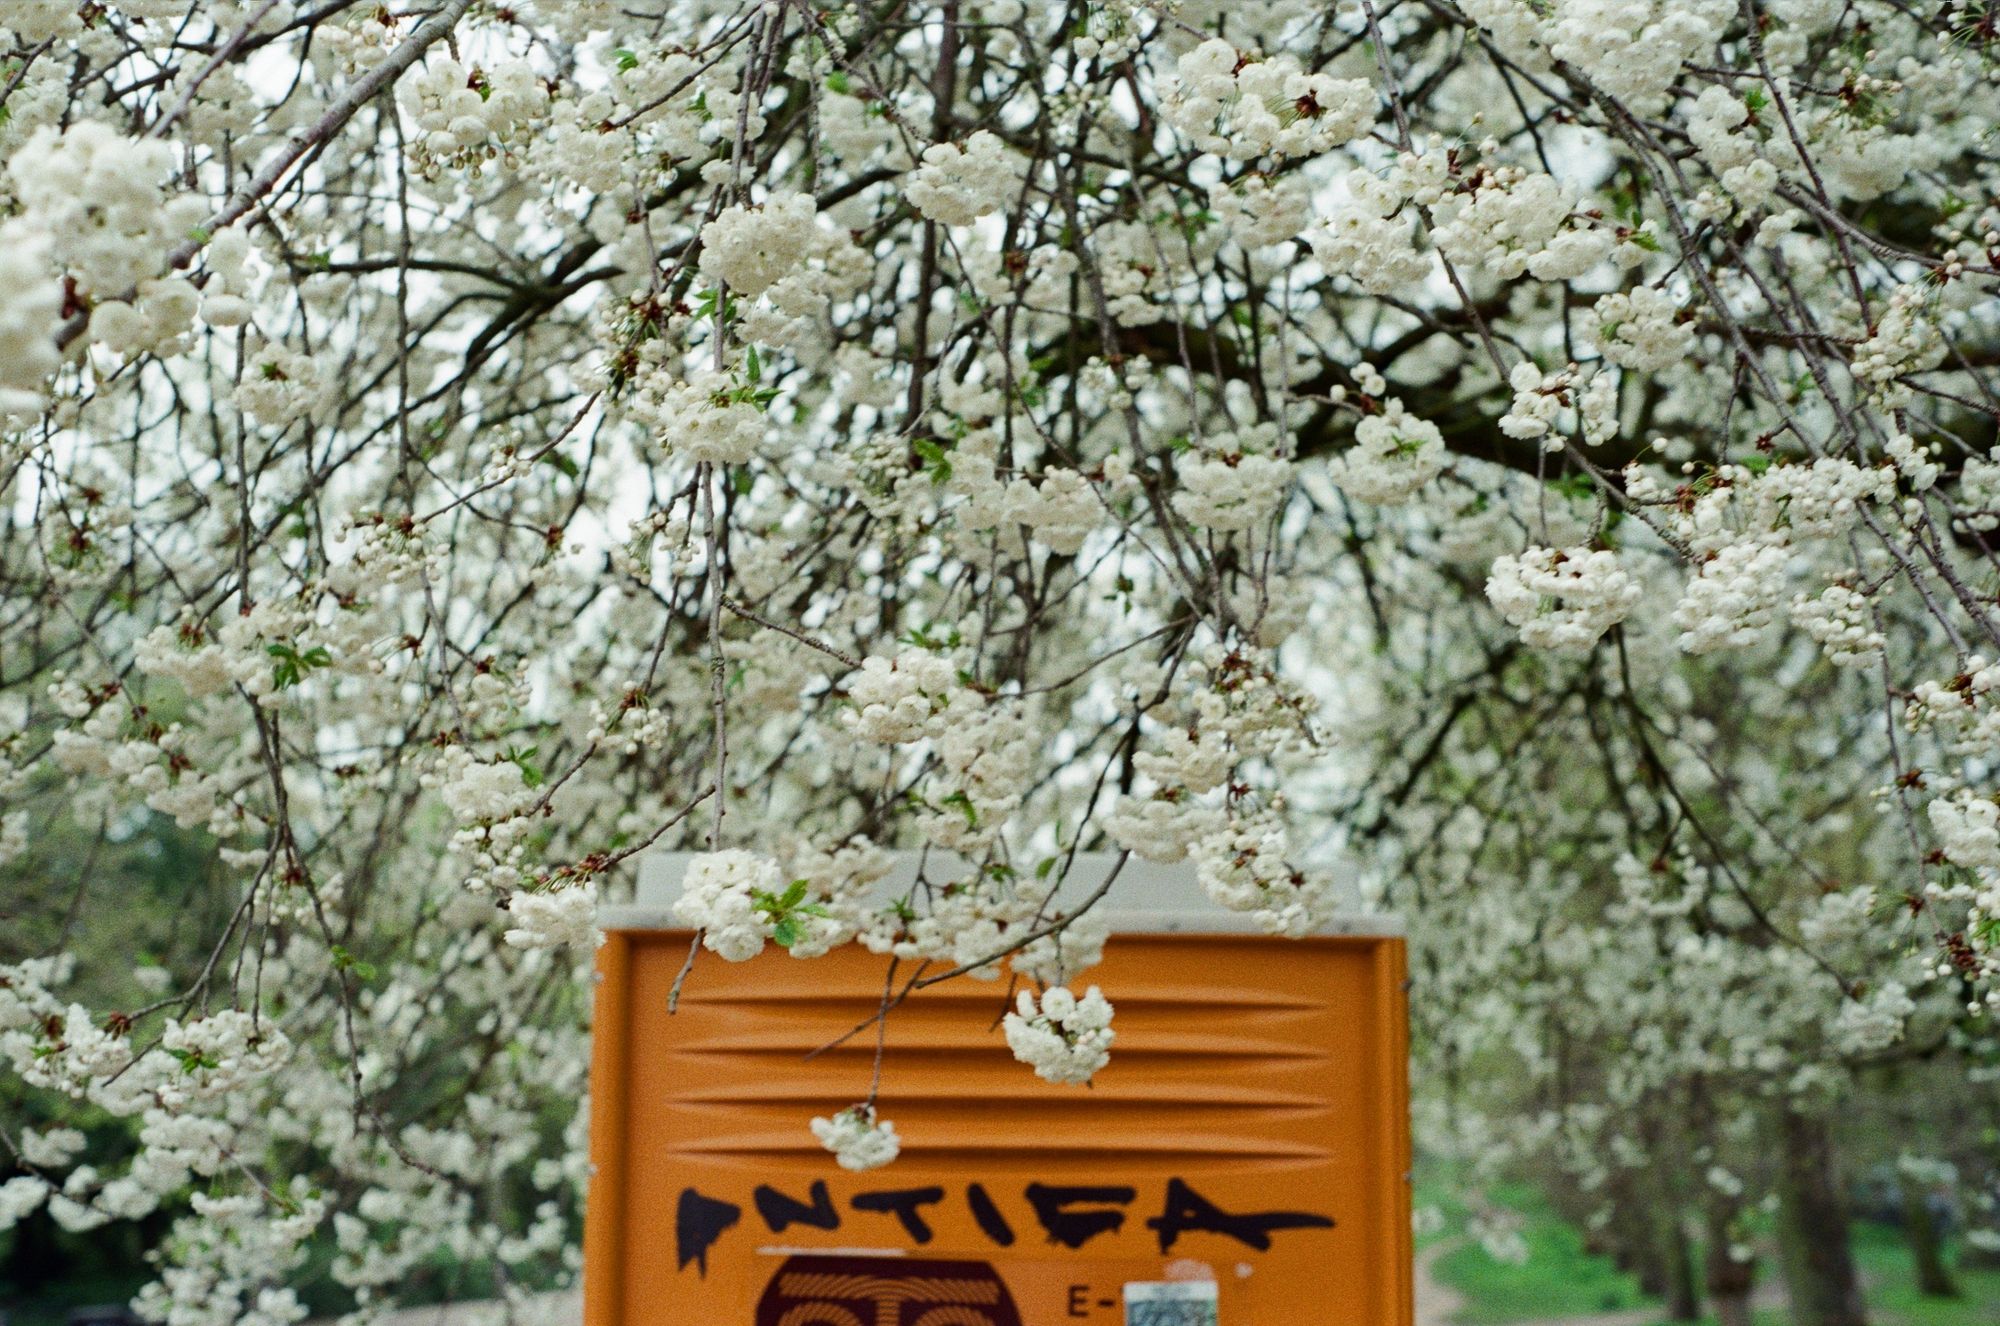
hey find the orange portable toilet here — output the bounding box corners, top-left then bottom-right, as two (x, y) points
(584, 853), (1412, 1325)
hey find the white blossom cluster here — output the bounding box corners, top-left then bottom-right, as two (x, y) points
(626, 365), (767, 465)
(1852, 286), (1944, 403)
(699, 194), (829, 298)
(0, 225), (62, 415)
(1429, 165), (1619, 282)
(1790, 584), (1885, 668)
(1671, 541), (1793, 655)
(0, 122), (203, 392)
(1593, 287), (1695, 372)
(691, 192), (866, 349)
(842, 650), (973, 744)
(1163, 39), (1375, 161)
(1171, 444), (1293, 531)
(1337, 401), (1450, 504)
(1928, 794), (2000, 872)
(952, 452), (1113, 556)
(1544, 0), (1735, 114)
(907, 131), (1019, 227)
(1831, 982), (1915, 1055)
(502, 887), (599, 950)
(673, 849), (783, 962)
(1002, 985), (1115, 1085)
(1305, 159), (1441, 295)
(398, 56), (550, 176)
(809, 1104), (901, 1172)
(1500, 362), (1619, 451)
(1486, 547), (1643, 652)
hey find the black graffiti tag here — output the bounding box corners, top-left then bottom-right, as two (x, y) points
(674, 1175), (1334, 1272)
(1022, 1183), (1137, 1250)
(756, 1179), (841, 1234)
(850, 1185), (948, 1244)
(965, 1182), (1016, 1247)
(676, 1187), (741, 1276)
(1145, 1176), (1336, 1253)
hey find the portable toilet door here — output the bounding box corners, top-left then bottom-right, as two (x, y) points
(584, 852), (1413, 1326)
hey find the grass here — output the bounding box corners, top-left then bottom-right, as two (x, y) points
(1848, 1221), (2000, 1326)
(2, 1269), (152, 1326)
(1626, 1225), (2000, 1326)
(1418, 1175), (1650, 1323)
(1418, 1165), (2000, 1326)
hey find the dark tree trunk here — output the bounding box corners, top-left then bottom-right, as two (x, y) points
(1609, 1174), (1668, 1296)
(1628, 1214), (1669, 1298)
(1661, 1211), (1701, 1322)
(1775, 1110), (1867, 1326)
(1900, 1180), (1959, 1299)
(1706, 1203), (1758, 1326)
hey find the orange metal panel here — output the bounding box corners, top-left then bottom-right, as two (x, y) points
(583, 930), (633, 1326)
(585, 930), (1412, 1325)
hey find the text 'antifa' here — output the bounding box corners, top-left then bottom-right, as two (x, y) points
(675, 1176), (1337, 1275)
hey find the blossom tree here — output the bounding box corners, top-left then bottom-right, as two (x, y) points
(2, 1), (1999, 1323)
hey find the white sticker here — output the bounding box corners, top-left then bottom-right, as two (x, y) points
(1124, 1280), (1220, 1326)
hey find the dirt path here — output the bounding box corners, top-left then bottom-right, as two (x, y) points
(1415, 1238), (1468, 1326)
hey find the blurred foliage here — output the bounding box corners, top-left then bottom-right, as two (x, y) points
(1420, 1159), (2000, 1325)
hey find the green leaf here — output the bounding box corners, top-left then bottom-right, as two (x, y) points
(899, 623), (962, 650)
(167, 1046), (220, 1074)
(266, 642), (326, 690)
(614, 48), (640, 71)
(1551, 472), (1596, 502)
(330, 945), (377, 982)
(504, 745), (544, 788)
(912, 438), (954, 485)
(941, 790), (980, 829)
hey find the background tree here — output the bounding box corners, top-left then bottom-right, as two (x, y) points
(1, 1), (1998, 1323)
